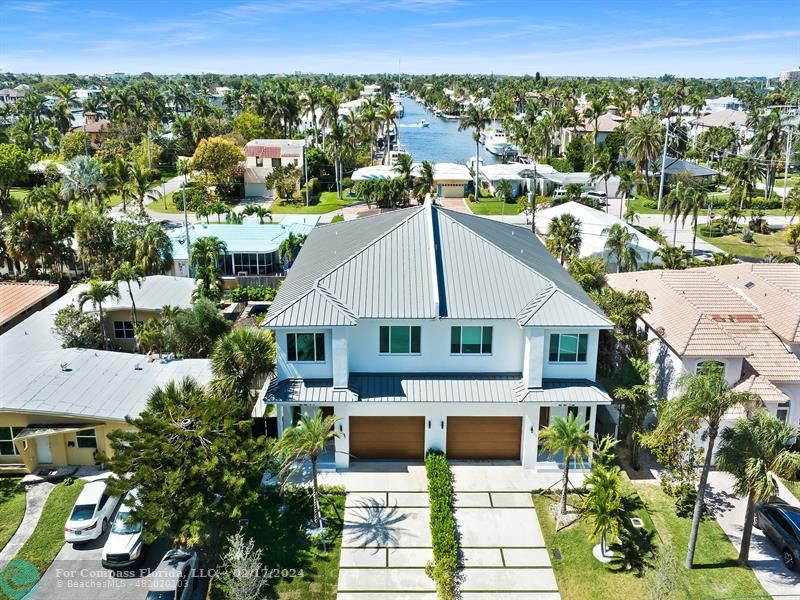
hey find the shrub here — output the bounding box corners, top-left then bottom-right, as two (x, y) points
(229, 285), (277, 303)
(466, 193), (475, 202)
(424, 450), (458, 600)
(307, 177), (319, 196)
(741, 227), (753, 243)
(52, 305), (104, 349)
(331, 214), (345, 223)
(341, 177), (353, 190)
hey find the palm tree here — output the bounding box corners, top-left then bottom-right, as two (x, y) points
(111, 261), (145, 329)
(459, 104), (490, 195)
(106, 157), (133, 212)
(210, 199), (227, 223)
(495, 179), (513, 203)
(626, 115), (663, 199)
(61, 156), (106, 208)
(652, 362), (761, 568)
(616, 169), (635, 219)
(191, 236), (226, 271)
(750, 110), (785, 200)
(135, 222), (172, 275)
(176, 158), (192, 265)
(612, 359), (654, 470)
(654, 244), (695, 269)
(393, 153), (414, 190)
(377, 102), (399, 165)
(680, 186), (707, 256)
(539, 413), (593, 515)
(243, 204), (273, 223)
(787, 223), (800, 255)
(642, 225), (667, 245)
(583, 464), (623, 559)
(546, 214), (582, 265)
(210, 328), (277, 411)
(567, 257), (607, 293)
(273, 409), (342, 529)
(278, 232), (306, 267)
(590, 152), (615, 211)
(360, 99), (381, 164)
(77, 279), (121, 350)
(602, 223), (640, 273)
(130, 164), (154, 211)
(717, 411), (800, 565)
(725, 154), (764, 209)
(785, 187), (800, 224)
(327, 122), (347, 200)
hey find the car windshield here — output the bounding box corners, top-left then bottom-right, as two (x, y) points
(112, 510), (142, 534)
(70, 504), (95, 521)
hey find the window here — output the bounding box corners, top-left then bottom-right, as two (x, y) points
(113, 321), (137, 339)
(450, 326), (492, 354)
(271, 158), (281, 168)
(0, 426), (24, 456)
(76, 428), (97, 449)
(777, 402), (790, 424)
(549, 333), (588, 362)
(379, 326), (421, 354)
(287, 333), (325, 362)
(255, 156), (263, 167)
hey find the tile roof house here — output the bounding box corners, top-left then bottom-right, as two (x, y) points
(262, 202), (613, 469)
(243, 139), (305, 198)
(0, 281), (59, 334)
(608, 264), (800, 428)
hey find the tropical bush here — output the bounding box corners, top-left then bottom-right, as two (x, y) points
(424, 450), (458, 600)
(230, 285), (278, 303)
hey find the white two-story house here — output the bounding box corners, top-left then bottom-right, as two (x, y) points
(243, 139), (305, 198)
(262, 202), (613, 469)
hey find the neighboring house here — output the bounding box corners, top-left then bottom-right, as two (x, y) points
(0, 277), (212, 474)
(652, 156), (718, 185)
(243, 139), (306, 198)
(263, 202), (614, 470)
(351, 164), (405, 181)
(480, 162), (557, 197)
(167, 218), (317, 282)
(433, 163), (472, 198)
(71, 112), (110, 150)
(0, 281), (59, 335)
(689, 109), (750, 144)
(0, 88), (25, 105)
(536, 201), (662, 269)
(537, 172), (593, 196)
(608, 264), (800, 432)
(703, 95), (744, 112)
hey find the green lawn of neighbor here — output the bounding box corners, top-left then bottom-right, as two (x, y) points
(697, 229), (795, 259)
(210, 488), (344, 600)
(158, 164), (178, 182)
(535, 474), (765, 600)
(147, 191), (191, 214)
(465, 196), (527, 216)
(270, 191), (358, 214)
(782, 478), (800, 502)
(0, 478), (26, 552)
(626, 196), (661, 215)
(1, 480), (86, 599)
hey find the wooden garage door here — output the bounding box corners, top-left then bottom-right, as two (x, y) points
(349, 417), (425, 460)
(446, 417), (522, 460)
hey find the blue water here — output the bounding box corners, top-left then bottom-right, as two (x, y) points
(397, 97), (503, 165)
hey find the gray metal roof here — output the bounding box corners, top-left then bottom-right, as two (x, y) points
(517, 288), (612, 328)
(263, 204), (611, 328)
(102, 276), (196, 311)
(265, 373), (611, 405)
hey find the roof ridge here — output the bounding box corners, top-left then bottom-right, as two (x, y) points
(313, 206), (426, 294)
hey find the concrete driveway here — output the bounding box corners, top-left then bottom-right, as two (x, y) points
(706, 471), (800, 599)
(332, 465), (564, 600)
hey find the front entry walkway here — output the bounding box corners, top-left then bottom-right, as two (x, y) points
(331, 465), (567, 599)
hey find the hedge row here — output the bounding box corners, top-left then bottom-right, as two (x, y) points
(424, 450), (458, 600)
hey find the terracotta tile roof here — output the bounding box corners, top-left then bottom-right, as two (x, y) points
(71, 119), (109, 134)
(715, 318), (800, 381)
(734, 373), (790, 405)
(0, 281), (59, 328)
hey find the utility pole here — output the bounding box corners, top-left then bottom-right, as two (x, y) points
(520, 165), (538, 233)
(782, 124), (794, 209)
(657, 117), (670, 211)
(304, 140), (310, 207)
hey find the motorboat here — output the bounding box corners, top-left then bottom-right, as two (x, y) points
(483, 129), (513, 156)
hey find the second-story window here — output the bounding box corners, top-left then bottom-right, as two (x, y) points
(549, 333), (588, 363)
(287, 333), (325, 362)
(379, 326), (421, 354)
(450, 326), (492, 354)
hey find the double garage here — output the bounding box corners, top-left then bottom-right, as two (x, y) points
(348, 416), (522, 461)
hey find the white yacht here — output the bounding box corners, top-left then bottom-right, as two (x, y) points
(483, 129), (513, 156)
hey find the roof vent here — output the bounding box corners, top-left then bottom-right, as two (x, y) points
(59, 362), (71, 372)
(744, 281), (755, 289)
(134, 363), (143, 371)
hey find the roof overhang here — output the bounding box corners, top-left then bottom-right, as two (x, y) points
(14, 423), (101, 440)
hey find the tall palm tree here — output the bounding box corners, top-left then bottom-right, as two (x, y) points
(725, 154), (765, 209)
(415, 160), (435, 201)
(680, 186), (707, 256)
(662, 181), (686, 245)
(61, 156), (106, 208)
(191, 236), (227, 272)
(327, 122), (347, 201)
(459, 104), (490, 195)
(77, 279), (121, 351)
(273, 409), (342, 529)
(652, 362), (761, 568)
(616, 168), (635, 219)
(717, 411), (800, 565)
(377, 102), (399, 165)
(546, 213), (582, 265)
(583, 464), (623, 559)
(135, 222), (172, 275)
(278, 232), (306, 267)
(589, 151), (615, 210)
(393, 153), (414, 190)
(130, 164), (154, 212)
(602, 223), (640, 273)
(626, 115), (663, 199)
(106, 157), (133, 212)
(611, 358), (653, 470)
(360, 99), (380, 164)
(210, 199), (227, 223)
(750, 110), (785, 200)
(111, 261), (145, 328)
(495, 179), (513, 203)
(210, 328), (277, 411)
(539, 412), (593, 515)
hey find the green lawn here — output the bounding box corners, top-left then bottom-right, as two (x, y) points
(535, 475), (765, 600)
(626, 196), (661, 215)
(148, 191), (191, 214)
(782, 478), (800, 502)
(0, 480), (85, 599)
(270, 191), (358, 215)
(158, 164), (178, 182)
(697, 230), (795, 259)
(0, 478), (26, 552)
(465, 196), (527, 216)
(213, 488), (344, 599)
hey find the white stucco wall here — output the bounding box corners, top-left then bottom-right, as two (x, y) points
(276, 328), (334, 379)
(541, 328), (600, 380)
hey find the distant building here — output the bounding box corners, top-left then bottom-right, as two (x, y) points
(652, 156), (718, 185)
(71, 111), (110, 150)
(243, 139), (305, 198)
(780, 70), (800, 83)
(703, 96), (743, 113)
(433, 163), (472, 198)
(0, 87), (25, 105)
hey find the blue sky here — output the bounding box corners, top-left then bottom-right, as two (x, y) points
(1, 0), (798, 77)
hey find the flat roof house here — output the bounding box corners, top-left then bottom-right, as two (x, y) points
(0, 277), (212, 474)
(433, 163), (472, 199)
(608, 264), (800, 430)
(262, 202), (613, 470)
(243, 139), (305, 198)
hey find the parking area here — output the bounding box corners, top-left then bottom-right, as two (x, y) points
(335, 466), (562, 600)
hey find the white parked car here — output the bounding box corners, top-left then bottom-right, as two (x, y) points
(145, 548), (200, 600)
(64, 479), (120, 543)
(101, 489), (144, 568)
(582, 190), (608, 205)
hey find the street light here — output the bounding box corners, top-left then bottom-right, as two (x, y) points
(519, 166), (538, 234)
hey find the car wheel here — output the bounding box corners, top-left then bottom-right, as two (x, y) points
(782, 549), (797, 571)
(101, 518), (108, 535)
(754, 513), (761, 529)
